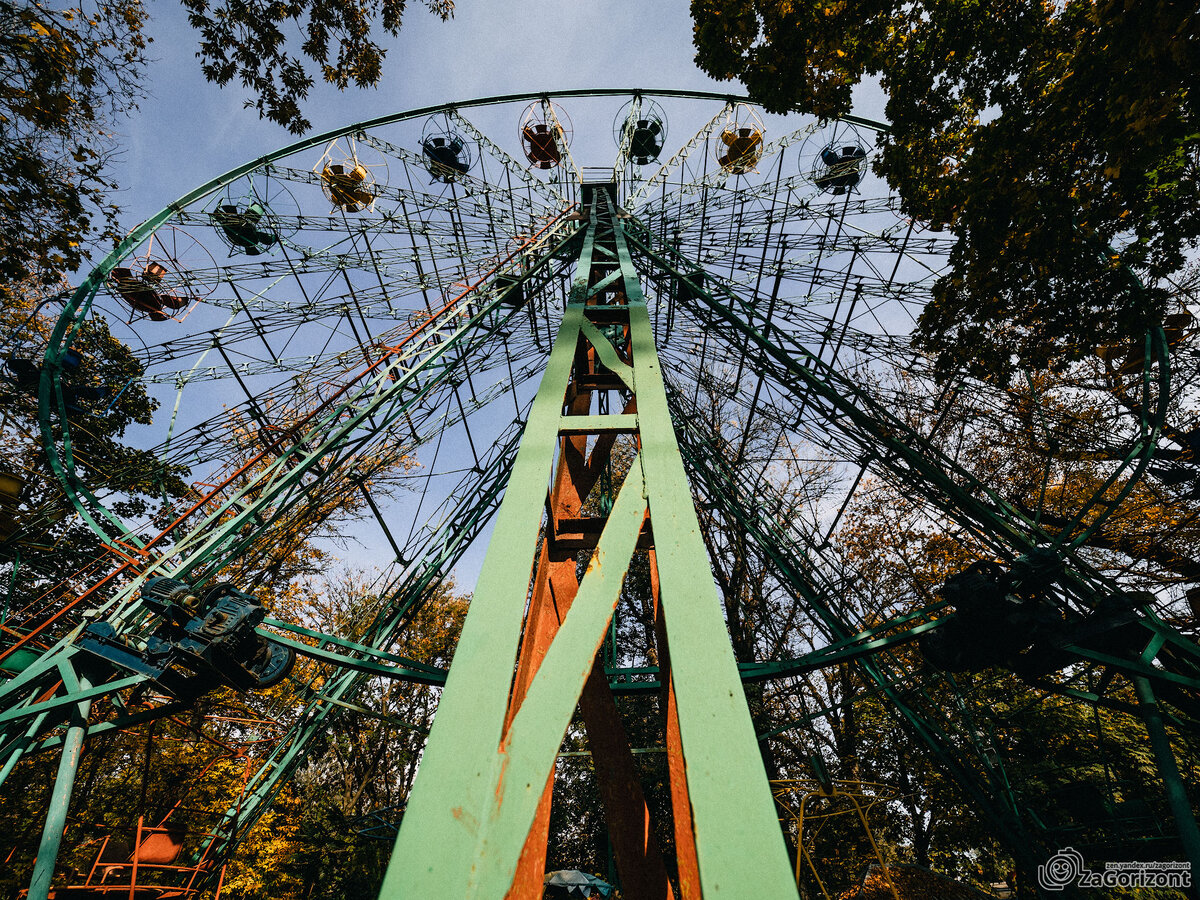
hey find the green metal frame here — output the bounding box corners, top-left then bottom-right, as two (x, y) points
(36, 90), (839, 553)
(668, 391), (1038, 868)
(624, 230), (1170, 575)
(625, 233), (1200, 881)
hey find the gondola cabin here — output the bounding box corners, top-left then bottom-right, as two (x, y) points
(422, 135), (471, 182)
(814, 143), (868, 195)
(627, 119), (664, 165)
(211, 201), (278, 255)
(522, 123), (563, 169)
(613, 98), (668, 167)
(321, 162), (376, 212)
(717, 126), (763, 175)
(110, 263), (188, 321)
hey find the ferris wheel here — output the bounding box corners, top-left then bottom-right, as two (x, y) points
(0, 90), (1195, 899)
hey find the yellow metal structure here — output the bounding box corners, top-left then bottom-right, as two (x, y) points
(773, 778), (902, 900)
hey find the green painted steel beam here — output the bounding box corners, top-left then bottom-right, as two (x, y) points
(1134, 676), (1200, 877)
(625, 298), (798, 898)
(737, 617), (944, 681)
(309, 694), (430, 732)
(558, 414), (639, 435)
(380, 303), (592, 898)
(1065, 645), (1200, 692)
(579, 318), (634, 389)
(0, 711), (50, 783)
(26, 675), (90, 900)
(32, 702), (189, 754)
(0, 674), (143, 727)
(261, 619), (447, 677)
(264, 633), (446, 685)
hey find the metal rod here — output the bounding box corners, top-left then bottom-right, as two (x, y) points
(27, 675), (92, 900)
(1133, 675), (1200, 886)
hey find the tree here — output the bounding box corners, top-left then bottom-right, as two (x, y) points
(180, 0), (455, 134)
(871, 325), (1200, 596)
(691, 0), (1200, 381)
(1, 281), (190, 635)
(808, 342), (1200, 883)
(826, 474), (1200, 895)
(0, 0), (148, 298)
(0, 694), (286, 899)
(1, 0), (455, 308)
(215, 572), (468, 900)
(194, 392), (418, 589)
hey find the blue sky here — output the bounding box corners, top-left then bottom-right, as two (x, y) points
(114, 1), (887, 227)
(119, 2), (720, 222)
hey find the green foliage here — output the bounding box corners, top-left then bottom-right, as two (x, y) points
(0, 0), (148, 295)
(691, 0), (1200, 380)
(180, 0), (455, 134)
(1, 289), (190, 624)
(822, 441), (1200, 887)
(1, 0), (457, 298)
(221, 576), (466, 899)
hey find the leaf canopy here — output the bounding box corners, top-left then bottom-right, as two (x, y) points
(692, 0), (1200, 380)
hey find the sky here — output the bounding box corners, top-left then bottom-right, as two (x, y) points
(120, 2), (721, 221)
(114, 1), (887, 227)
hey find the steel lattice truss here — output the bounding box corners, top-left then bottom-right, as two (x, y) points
(1, 90), (1197, 898)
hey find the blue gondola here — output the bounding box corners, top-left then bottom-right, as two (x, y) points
(814, 144), (868, 195)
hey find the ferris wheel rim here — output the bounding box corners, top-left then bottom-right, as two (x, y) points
(30, 87), (1166, 615)
(2, 91), (1188, 880)
(33, 90), (893, 545)
(58, 90), (889, 331)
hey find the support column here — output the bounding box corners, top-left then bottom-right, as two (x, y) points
(504, 389), (593, 900)
(380, 186), (797, 900)
(579, 659), (673, 900)
(28, 675), (91, 900)
(652, 551), (701, 900)
(1134, 675), (1200, 888)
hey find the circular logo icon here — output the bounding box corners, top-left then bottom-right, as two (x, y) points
(1038, 847), (1086, 890)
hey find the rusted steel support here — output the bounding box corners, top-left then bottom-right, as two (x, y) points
(580, 660), (673, 900)
(505, 394), (590, 900)
(652, 553), (701, 900)
(507, 359), (663, 900)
